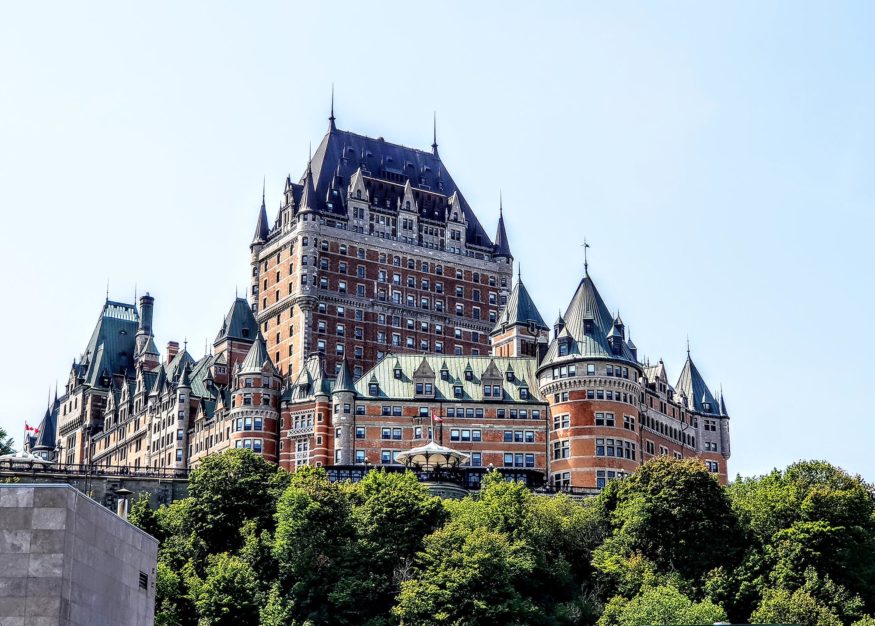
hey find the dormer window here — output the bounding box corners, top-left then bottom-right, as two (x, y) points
(368, 383), (379, 395)
(584, 320), (594, 335)
(703, 402), (712, 412)
(519, 387), (529, 400)
(393, 368), (402, 380)
(464, 370), (473, 381)
(241, 328), (250, 338)
(440, 369), (449, 381)
(453, 385), (463, 398)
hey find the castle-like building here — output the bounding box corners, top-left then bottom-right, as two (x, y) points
(25, 112), (731, 490)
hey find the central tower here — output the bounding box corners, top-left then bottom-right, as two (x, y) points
(249, 112), (514, 381)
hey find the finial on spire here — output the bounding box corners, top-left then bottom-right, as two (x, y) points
(262, 177), (266, 206)
(686, 335), (691, 356)
(499, 189), (503, 215)
(329, 83), (336, 131)
(105, 279), (110, 302)
(431, 111), (438, 155)
(582, 239), (590, 275)
(517, 262), (521, 282)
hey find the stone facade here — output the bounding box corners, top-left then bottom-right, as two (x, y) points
(0, 484), (157, 626)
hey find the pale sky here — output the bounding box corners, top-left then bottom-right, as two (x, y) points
(1, 1), (872, 481)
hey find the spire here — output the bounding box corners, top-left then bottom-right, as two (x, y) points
(328, 83), (336, 132)
(431, 111), (438, 156)
(251, 185), (269, 245)
(493, 198), (512, 258)
(719, 385), (728, 416)
(299, 151), (317, 213)
(333, 358), (356, 394)
(179, 362), (192, 387)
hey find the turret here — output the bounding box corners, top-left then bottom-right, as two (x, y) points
(332, 359), (356, 466)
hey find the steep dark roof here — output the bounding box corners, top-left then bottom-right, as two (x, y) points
(492, 277), (547, 334)
(273, 126), (494, 249)
(214, 298), (259, 345)
(79, 301), (140, 388)
(32, 394), (60, 451)
(493, 208), (512, 258)
(252, 196), (269, 245)
(540, 273), (637, 369)
(675, 354), (720, 415)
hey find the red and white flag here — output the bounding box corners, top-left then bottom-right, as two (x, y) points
(25, 423), (39, 434)
(432, 412), (443, 423)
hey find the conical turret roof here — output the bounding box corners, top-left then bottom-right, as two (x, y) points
(252, 195), (269, 245)
(239, 335), (275, 374)
(539, 272), (636, 369)
(675, 353), (719, 415)
(333, 358), (357, 394)
(493, 207), (512, 258)
(491, 276), (547, 334)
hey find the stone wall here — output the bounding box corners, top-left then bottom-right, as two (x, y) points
(0, 484), (158, 626)
(1, 471), (188, 511)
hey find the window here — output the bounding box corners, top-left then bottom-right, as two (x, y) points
(355, 426), (365, 439)
(355, 450), (366, 464)
(553, 414), (570, 430)
(552, 439), (569, 460)
(595, 412), (615, 427)
(381, 427), (392, 440)
(623, 415), (635, 431)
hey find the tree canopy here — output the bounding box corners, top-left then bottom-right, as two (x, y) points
(129, 451), (875, 626)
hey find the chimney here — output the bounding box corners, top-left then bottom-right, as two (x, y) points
(166, 341), (179, 364)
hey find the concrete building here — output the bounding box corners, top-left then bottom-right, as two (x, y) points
(0, 484), (157, 626)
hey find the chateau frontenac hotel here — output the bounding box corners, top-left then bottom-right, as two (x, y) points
(25, 109), (731, 491)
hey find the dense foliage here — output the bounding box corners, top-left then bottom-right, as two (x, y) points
(133, 451), (875, 625)
(0, 426), (14, 456)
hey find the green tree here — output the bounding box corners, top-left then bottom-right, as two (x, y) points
(339, 470), (445, 621)
(0, 426), (14, 456)
(259, 584), (297, 626)
(273, 466), (355, 624)
(393, 523), (537, 626)
(750, 587), (841, 626)
(154, 562), (196, 626)
(597, 584), (725, 626)
(187, 553), (261, 626)
(727, 460), (875, 617)
(592, 457), (743, 593)
(185, 449), (286, 562)
(128, 493), (162, 540)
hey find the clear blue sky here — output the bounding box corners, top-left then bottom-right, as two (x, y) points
(1, 1), (872, 481)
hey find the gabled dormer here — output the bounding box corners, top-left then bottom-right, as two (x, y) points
(412, 357), (436, 398)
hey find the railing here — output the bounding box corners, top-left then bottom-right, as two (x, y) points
(324, 465), (546, 491)
(0, 461), (190, 480)
(287, 425), (314, 437)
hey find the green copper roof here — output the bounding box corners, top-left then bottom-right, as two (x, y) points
(80, 301), (140, 388)
(214, 298), (259, 345)
(492, 277), (547, 334)
(354, 355), (542, 403)
(239, 335), (275, 374)
(540, 273), (637, 370)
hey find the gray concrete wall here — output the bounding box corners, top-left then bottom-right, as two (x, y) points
(0, 484), (158, 626)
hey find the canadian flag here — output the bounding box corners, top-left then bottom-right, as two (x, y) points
(431, 412), (443, 423)
(25, 423), (40, 434)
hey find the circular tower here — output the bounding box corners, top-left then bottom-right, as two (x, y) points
(536, 272), (643, 490)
